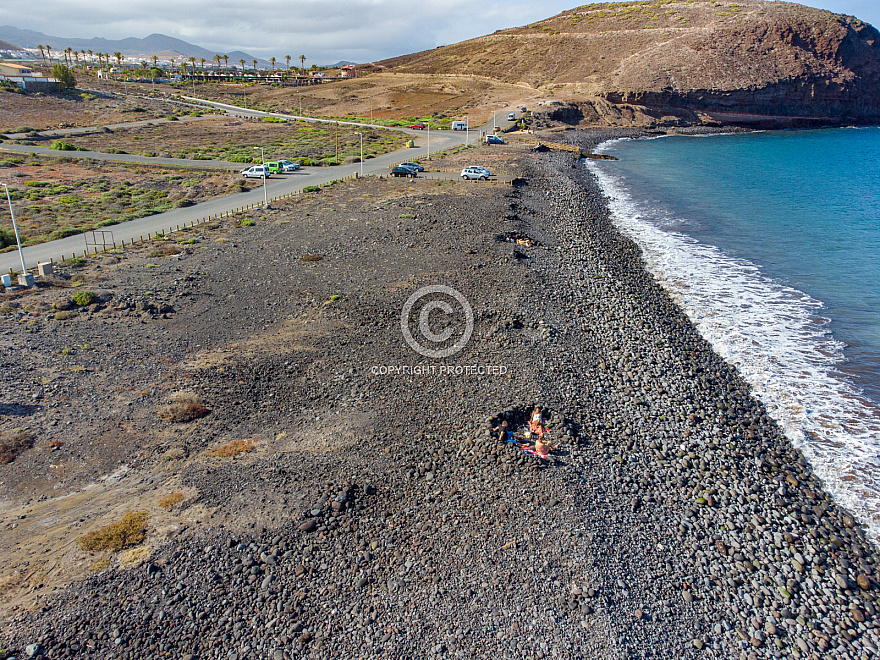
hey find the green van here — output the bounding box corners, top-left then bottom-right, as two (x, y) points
(266, 161), (283, 174)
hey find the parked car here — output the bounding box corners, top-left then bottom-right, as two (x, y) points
(399, 161), (424, 171)
(521, 107), (527, 113)
(241, 165), (269, 178)
(265, 161), (284, 174)
(280, 160), (301, 172)
(390, 166), (418, 178)
(461, 166), (490, 181)
(409, 123), (426, 130)
(507, 112), (516, 121)
(485, 135), (504, 145)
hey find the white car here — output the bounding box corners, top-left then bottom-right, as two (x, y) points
(241, 165), (269, 178)
(461, 166), (490, 180)
(280, 160), (300, 172)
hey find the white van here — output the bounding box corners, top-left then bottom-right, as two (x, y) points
(451, 121), (468, 131)
(241, 165), (269, 178)
(507, 112), (516, 121)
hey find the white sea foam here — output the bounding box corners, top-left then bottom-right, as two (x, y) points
(586, 153), (880, 544)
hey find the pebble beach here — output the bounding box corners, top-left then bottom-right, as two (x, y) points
(1, 129), (878, 660)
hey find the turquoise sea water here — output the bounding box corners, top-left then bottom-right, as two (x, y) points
(587, 128), (880, 542)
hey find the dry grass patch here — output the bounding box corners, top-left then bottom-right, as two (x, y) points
(207, 439), (255, 458)
(0, 429), (33, 464)
(159, 491), (185, 510)
(158, 393), (210, 423)
(118, 546), (151, 568)
(76, 511), (149, 552)
(147, 243), (183, 258)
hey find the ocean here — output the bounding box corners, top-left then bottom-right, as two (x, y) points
(586, 127), (880, 543)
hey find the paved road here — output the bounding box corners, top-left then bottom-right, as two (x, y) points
(0, 143), (247, 171)
(0, 135), (466, 272)
(3, 115), (206, 140)
(0, 101), (517, 273)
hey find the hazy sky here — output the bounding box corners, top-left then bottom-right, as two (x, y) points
(1, 1), (878, 63)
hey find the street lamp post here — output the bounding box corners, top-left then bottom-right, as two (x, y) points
(493, 110), (496, 133)
(1, 183), (29, 284)
(465, 114), (469, 147)
(354, 132), (364, 177)
(253, 146), (269, 208)
(427, 123), (430, 160)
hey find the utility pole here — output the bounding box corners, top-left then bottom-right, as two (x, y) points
(1, 183), (30, 285)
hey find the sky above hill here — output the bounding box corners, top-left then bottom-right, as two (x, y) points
(0, 1), (877, 64)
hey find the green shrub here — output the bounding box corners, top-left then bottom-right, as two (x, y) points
(0, 228), (16, 249)
(50, 140), (85, 152)
(240, 218), (255, 226)
(51, 63), (77, 90)
(25, 180), (49, 187)
(72, 290), (96, 306)
(302, 185), (320, 193)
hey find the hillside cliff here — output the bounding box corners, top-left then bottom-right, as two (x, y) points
(376, 1), (880, 125)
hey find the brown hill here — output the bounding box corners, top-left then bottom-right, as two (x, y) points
(375, 0), (880, 125)
(0, 39), (23, 51)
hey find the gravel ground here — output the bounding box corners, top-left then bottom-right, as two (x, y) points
(1, 131), (878, 659)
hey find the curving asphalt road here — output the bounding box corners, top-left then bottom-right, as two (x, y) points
(0, 99), (521, 273)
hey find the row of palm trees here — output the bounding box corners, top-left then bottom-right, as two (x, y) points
(36, 44), (124, 69)
(34, 44), (316, 79)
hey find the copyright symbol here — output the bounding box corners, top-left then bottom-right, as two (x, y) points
(401, 285), (473, 358)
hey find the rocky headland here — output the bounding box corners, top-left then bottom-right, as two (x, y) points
(376, 1), (880, 128)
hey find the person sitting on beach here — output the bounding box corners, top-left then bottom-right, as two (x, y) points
(493, 420), (515, 443)
(529, 407), (545, 435)
(534, 435), (553, 458)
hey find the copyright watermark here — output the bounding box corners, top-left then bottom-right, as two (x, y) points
(370, 364), (509, 376)
(400, 284), (474, 358)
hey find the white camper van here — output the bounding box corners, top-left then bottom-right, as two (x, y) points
(451, 121), (468, 131)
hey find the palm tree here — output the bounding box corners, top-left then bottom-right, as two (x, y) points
(270, 56), (276, 72)
(88, 49), (93, 64)
(188, 56), (197, 76)
(239, 59), (245, 77)
(45, 45), (52, 62)
(285, 55), (291, 72)
(79, 50), (85, 67)
(222, 54), (229, 73)
(252, 59), (257, 73)
(114, 51), (123, 68)
(152, 55), (158, 69)
(299, 54), (306, 73)
(199, 57), (206, 74)
(213, 54), (221, 73)
(37, 45), (45, 63)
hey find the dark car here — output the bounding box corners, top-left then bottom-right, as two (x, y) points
(486, 135), (504, 145)
(390, 166), (418, 178)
